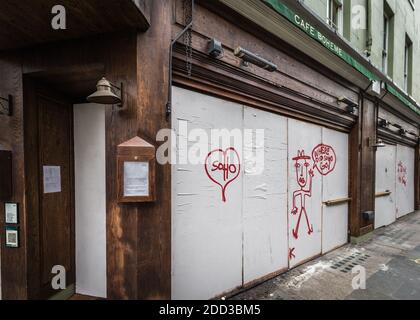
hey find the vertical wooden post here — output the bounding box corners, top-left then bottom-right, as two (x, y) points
(135, 0), (172, 299)
(106, 0), (172, 299)
(349, 94), (376, 238)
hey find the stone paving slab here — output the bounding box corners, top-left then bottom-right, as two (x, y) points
(231, 211), (420, 300)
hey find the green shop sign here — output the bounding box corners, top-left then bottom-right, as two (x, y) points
(386, 83), (420, 115)
(263, 0), (420, 115)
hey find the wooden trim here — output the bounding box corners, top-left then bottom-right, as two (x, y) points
(323, 197), (352, 206)
(375, 191), (392, 198)
(359, 224), (374, 236)
(211, 266), (289, 300)
(377, 128), (418, 148)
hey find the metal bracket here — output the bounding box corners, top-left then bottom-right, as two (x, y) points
(0, 95), (12, 116)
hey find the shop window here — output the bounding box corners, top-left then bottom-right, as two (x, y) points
(404, 35), (413, 94)
(382, 2), (394, 77)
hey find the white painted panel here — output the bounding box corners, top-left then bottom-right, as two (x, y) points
(243, 107), (288, 284)
(172, 87), (243, 300)
(288, 119), (322, 268)
(321, 128), (348, 253)
(396, 145), (415, 218)
(74, 103), (107, 298)
(374, 145), (397, 229)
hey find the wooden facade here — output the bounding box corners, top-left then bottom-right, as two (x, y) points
(0, 0), (419, 300)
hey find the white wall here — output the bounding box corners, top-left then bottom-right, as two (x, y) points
(74, 103), (107, 298)
(375, 145), (397, 229)
(396, 144), (415, 218)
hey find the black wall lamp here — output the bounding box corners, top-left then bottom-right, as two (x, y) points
(234, 47), (277, 72)
(338, 96), (358, 114)
(87, 77), (124, 108)
(0, 94), (12, 116)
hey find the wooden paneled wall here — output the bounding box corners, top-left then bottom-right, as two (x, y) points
(0, 53), (27, 299)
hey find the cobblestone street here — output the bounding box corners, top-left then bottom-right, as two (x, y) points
(232, 211), (420, 300)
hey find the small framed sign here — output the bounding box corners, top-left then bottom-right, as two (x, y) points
(117, 136), (156, 203)
(6, 226), (19, 248)
(5, 202), (18, 224)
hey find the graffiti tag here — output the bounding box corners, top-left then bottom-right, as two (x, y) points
(311, 144), (337, 176)
(205, 148), (241, 202)
(397, 161), (407, 186)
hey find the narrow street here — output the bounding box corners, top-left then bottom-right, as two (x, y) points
(232, 211), (420, 300)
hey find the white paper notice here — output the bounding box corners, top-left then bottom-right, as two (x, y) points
(43, 166), (62, 194)
(5, 203), (18, 224)
(124, 162), (149, 197)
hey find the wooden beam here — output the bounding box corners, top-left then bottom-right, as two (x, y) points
(0, 0), (150, 51)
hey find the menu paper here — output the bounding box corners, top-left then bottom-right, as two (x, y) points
(124, 162), (149, 197)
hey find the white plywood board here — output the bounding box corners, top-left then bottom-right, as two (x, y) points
(74, 104), (107, 298)
(396, 144), (415, 218)
(375, 145), (397, 229)
(172, 87), (243, 300)
(288, 119), (322, 268)
(243, 107), (288, 284)
(321, 128), (349, 253)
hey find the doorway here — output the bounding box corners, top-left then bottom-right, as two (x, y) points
(24, 79), (75, 299)
(24, 77), (107, 299)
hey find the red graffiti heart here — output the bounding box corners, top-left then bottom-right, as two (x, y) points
(205, 148), (241, 202)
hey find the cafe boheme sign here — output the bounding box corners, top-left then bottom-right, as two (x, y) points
(293, 14), (344, 57)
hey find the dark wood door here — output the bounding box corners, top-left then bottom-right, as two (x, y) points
(24, 79), (75, 299)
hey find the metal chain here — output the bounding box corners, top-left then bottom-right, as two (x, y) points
(183, 0), (193, 77)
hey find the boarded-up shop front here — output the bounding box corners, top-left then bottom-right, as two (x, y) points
(171, 87), (349, 299)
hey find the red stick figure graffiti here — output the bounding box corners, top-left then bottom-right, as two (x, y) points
(291, 150), (314, 239)
(397, 161), (407, 186)
(205, 147), (241, 202)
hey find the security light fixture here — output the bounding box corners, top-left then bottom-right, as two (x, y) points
(87, 77), (124, 107)
(378, 118), (389, 128)
(207, 38), (224, 59)
(234, 47), (277, 72)
(0, 94), (12, 116)
(338, 96), (358, 114)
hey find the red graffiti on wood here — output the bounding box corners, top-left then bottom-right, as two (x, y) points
(205, 147), (241, 202)
(291, 150), (314, 239)
(311, 144), (337, 176)
(397, 161), (407, 186)
(288, 247), (296, 260)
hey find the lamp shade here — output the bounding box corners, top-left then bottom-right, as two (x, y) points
(87, 77), (121, 105)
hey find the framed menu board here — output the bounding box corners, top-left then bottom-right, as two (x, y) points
(117, 136), (156, 203)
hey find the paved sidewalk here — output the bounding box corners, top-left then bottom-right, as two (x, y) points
(232, 211), (420, 300)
